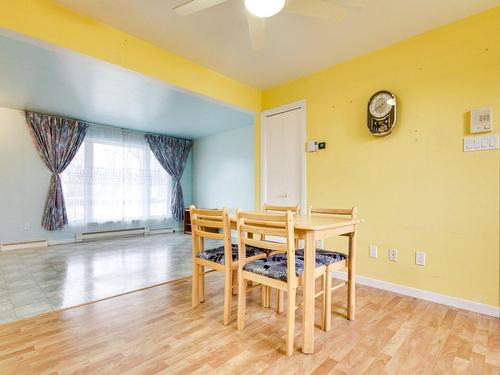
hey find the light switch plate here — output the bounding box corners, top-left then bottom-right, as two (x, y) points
(464, 134), (499, 152)
(369, 245), (378, 258)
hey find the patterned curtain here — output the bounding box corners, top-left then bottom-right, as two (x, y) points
(145, 134), (193, 221)
(25, 111), (89, 231)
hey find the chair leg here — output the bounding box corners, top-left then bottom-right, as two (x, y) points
(199, 266), (205, 303)
(275, 290), (284, 313)
(192, 262), (200, 308)
(261, 285), (267, 307)
(324, 267), (332, 332)
(266, 286), (272, 308)
(286, 287), (296, 357)
(223, 269), (232, 325)
(237, 270), (247, 331)
(232, 269), (237, 295)
(320, 274), (326, 331)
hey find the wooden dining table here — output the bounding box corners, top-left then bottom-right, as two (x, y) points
(230, 214), (361, 354)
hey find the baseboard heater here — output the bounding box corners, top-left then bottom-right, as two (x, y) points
(75, 227), (174, 242)
(0, 240), (48, 252)
(149, 228), (175, 235)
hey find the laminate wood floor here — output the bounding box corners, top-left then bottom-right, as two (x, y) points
(0, 272), (498, 375)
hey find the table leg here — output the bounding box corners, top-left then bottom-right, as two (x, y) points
(302, 231), (315, 354)
(192, 234), (199, 308)
(347, 230), (356, 320)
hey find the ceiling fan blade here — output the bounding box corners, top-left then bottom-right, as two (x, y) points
(173, 0), (230, 16)
(246, 12), (266, 50)
(285, 0), (357, 21)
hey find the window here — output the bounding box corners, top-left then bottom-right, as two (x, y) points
(61, 126), (171, 229)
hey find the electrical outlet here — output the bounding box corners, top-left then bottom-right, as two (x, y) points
(23, 222), (30, 231)
(369, 245), (378, 258)
(388, 248), (398, 262)
(416, 251), (426, 266)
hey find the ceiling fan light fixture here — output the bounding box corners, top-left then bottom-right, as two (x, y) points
(244, 0), (287, 18)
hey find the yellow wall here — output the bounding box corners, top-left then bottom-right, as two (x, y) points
(0, 0), (260, 113)
(263, 7), (500, 306)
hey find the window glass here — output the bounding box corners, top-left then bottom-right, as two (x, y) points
(61, 126), (171, 229)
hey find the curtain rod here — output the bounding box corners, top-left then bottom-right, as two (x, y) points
(24, 109), (193, 142)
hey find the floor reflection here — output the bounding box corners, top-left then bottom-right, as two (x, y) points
(0, 233), (198, 323)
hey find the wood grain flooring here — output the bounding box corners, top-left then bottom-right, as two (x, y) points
(0, 272), (498, 375)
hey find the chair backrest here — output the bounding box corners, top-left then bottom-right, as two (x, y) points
(190, 205), (232, 266)
(308, 206), (357, 220)
(262, 204), (300, 243)
(236, 210), (296, 285)
(263, 203), (301, 215)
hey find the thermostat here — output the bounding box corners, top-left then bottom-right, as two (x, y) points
(470, 107), (492, 133)
(307, 140), (318, 152)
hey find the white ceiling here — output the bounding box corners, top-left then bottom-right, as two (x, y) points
(56, 0), (499, 89)
(0, 31), (253, 139)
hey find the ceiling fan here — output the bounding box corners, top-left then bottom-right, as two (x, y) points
(173, 0), (363, 50)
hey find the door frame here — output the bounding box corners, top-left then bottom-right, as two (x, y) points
(260, 100), (307, 214)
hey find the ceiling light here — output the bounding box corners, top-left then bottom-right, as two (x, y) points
(244, 0), (287, 18)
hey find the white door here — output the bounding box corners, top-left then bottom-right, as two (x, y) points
(261, 101), (306, 212)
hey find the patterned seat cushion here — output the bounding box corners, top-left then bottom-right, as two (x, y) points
(243, 252), (324, 282)
(197, 244), (266, 265)
(242, 245), (273, 255)
(296, 249), (347, 266)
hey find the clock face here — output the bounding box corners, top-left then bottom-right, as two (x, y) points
(367, 90), (397, 136)
(369, 92), (394, 118)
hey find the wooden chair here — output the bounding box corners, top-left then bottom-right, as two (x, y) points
(261, 203), (301, 311)
(308, 206), (357, 331)
(236, 210), (327, 356)
(262, 203), (301, 215)
(190, 206), (268, 325)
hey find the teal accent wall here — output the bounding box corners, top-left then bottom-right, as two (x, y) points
(193, 126), (255, 212)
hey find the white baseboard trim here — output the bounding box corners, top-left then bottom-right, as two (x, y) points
(332, 271), (500, 318)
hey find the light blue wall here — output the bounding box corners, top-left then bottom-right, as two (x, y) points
(193, 125), (255, 212)
(0, 107), (193, 244)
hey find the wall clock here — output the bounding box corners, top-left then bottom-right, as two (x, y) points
(367, 90), (397, 136)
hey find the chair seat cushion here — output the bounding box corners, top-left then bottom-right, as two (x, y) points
(296, 249), (347, 266)
(243, 252), (324, 282)
(197, 244), (266, 265)
(242, 245), (273, 255)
